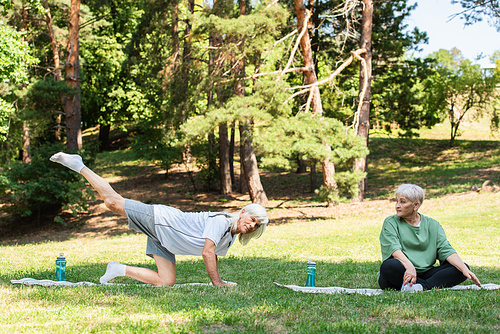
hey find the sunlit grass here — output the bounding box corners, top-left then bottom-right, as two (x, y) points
(1, 190), (500, 333)
(1, 120), (500, 333)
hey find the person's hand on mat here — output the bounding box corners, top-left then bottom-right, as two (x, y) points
(222, 281), (237, 287)
(463, 269), (481, 287)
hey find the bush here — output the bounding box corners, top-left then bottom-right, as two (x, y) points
(130, 126), (183, 176)
(315, 170), (367, 205)
(0, 142), (96, 224)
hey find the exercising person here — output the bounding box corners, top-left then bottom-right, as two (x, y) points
(50, 152), (269, 287)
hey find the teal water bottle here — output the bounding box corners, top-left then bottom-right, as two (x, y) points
(55, 253), (66, 281)
(305, 259), (316, 287)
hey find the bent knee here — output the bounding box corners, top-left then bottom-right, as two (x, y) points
(155, 278), (175, 287)
(380, 258), (402, 272)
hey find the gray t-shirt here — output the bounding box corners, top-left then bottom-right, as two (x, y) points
(153, 205), (236, 256)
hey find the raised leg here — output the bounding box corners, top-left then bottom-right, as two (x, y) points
(80, 167), (126, 217)
(50, 152), (126, 217)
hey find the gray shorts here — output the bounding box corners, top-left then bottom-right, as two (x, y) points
(124, 199), (176, 264)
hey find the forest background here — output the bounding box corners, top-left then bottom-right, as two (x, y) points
(0, 0), (500, 225)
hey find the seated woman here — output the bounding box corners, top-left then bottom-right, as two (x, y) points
(378, 184), (481, 292)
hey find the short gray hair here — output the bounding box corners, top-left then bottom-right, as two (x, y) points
(395, 184), (425, 205)
(228, 203), (269, 246)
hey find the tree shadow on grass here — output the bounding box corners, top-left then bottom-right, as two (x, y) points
(3, 258), (500, 333)
(4, 258), (499, 291)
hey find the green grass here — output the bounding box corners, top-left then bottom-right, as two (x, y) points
(2, 121), (500, 333)
(366, 137), (500, 199)
(1, 192), (499, 333)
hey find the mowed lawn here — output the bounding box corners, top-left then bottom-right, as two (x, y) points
(1, 122), (500, 333)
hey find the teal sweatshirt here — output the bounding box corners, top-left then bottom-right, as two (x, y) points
(379, 214), (457, 273)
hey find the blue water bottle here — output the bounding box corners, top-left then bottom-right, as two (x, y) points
(305, 259), (316, 287)
(55, 253), (66, 281)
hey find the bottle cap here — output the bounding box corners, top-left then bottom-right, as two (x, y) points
(307, 259), (316, 266)
(57, 253), (65, 260)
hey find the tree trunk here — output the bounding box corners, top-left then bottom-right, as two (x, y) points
(22, 122), (31, 163)
(43, 1), (63, 141)
(239, 122), (268, 205)
(206, 5), (220, 191)
(297, 156), (307, 173)
(294, 0), (322, 114)
(229, 123), (236, 185)
(310, 159), (318, 192)
(181, 0), (194, 164)
(214, 46), (232, 194)
(63, 0), (82, 150)
(449, 120), (458, 147)
(20, 6), (31, 163)
(353, 0), (373, 202)
(219, 122), (232, 194)
(239, 163), (248, 194)
(181, 0), (193, 101)
(98, 124), (110, 151)
(207, 132), (218, 190)
(44, 1), (61, 80)
(234, 0), (266, 202)
(294, 0), (337, 205)
(172, 1), (179, 58)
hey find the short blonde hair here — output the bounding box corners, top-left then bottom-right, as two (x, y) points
(395, 184), (425, 205)
(228, 203), (269, 246)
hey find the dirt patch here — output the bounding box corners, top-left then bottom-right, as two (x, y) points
(0, 162), (390, 246)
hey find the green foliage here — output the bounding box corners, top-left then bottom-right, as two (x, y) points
(0, 23), (37, 84)
(315, 170), (367, 204)
(0, 98), (13, 141)
(426, 48), (500, 145)
(1, 77), (75, 163)
(334, 169), (368, 198)
(315, 184), (340, 205)
(81, 31), (129, 129)
(182, 78), (369, 168)
(0, 0), (47, 14)
(130, 125), (183, 175)
(0, 142), (96, 223)
(0, 21), (38, 141)
(190, 139), (220, 191)
(371, 57), (443, 137)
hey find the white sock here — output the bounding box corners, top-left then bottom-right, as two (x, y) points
(50, 152), (86, 173)
(100, 261), (127, 284)
(401, 283), (423, 293)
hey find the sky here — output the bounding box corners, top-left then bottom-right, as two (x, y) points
(406, 0), (499, 67)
